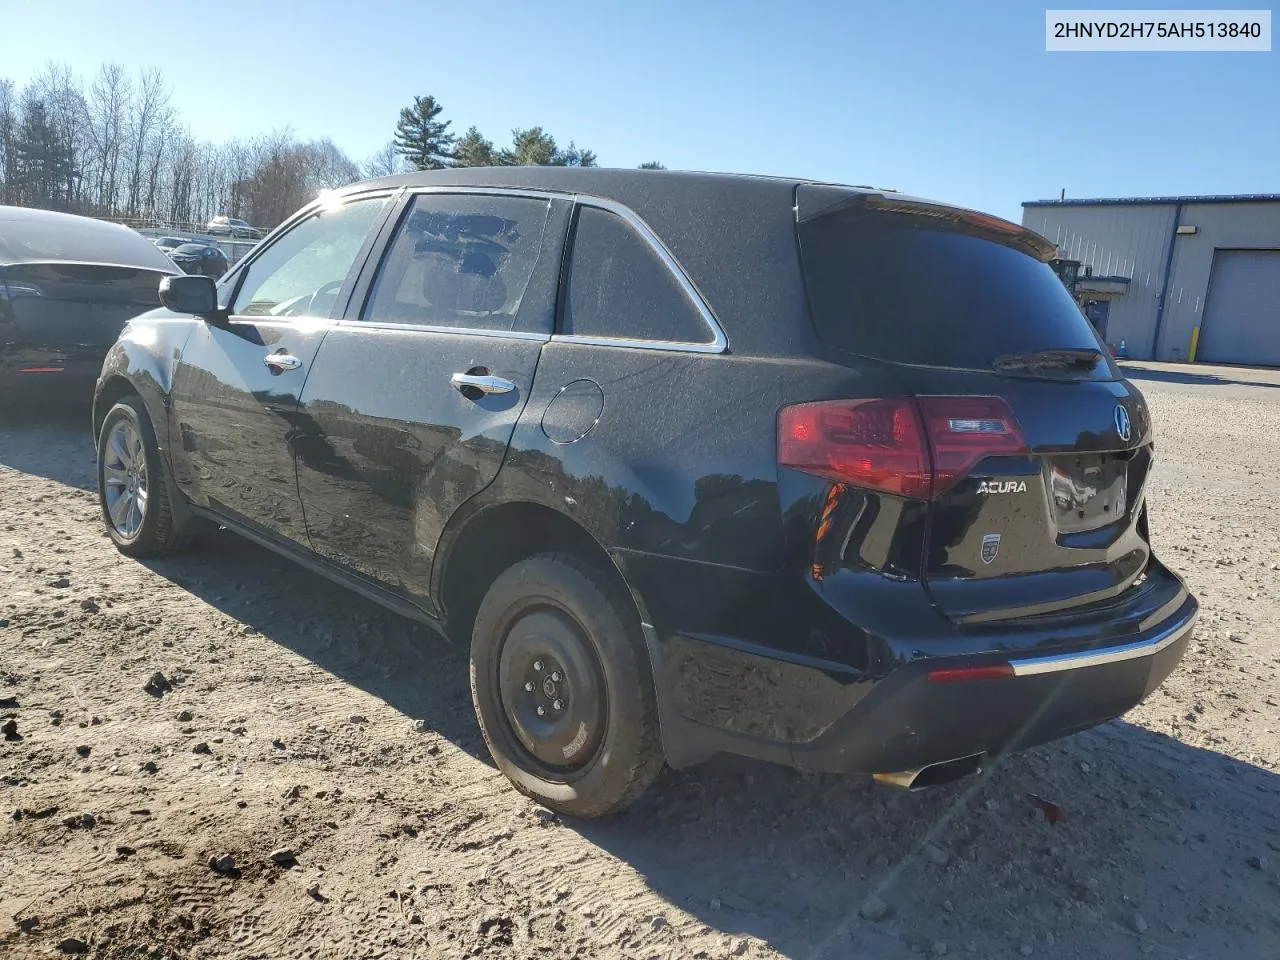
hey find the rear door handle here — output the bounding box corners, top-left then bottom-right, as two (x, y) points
(264, 353), (302, 372)
(451, 372), (515, 395)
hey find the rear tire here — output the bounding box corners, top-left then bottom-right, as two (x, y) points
(97, 395), (193, 557)
(470, 552), (664, 818)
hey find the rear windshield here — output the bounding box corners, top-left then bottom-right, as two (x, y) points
(798, 209), (1111, 374)
(6, 262), (167, 306)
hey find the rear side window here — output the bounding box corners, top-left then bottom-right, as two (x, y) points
(363, 193), (552, 333)
(563, 205), (712, 345)
(798, 210), (1107, 372)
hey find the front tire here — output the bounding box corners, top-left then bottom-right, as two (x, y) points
(470, 553), (664, 818)
(97, 395), (190, 557)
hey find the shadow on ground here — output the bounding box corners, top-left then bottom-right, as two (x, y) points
(1122, 363), (1280, 390)
(0, 395), (96, 490)
(147, 527), (1280, 959)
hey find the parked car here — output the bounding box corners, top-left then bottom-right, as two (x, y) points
(167, 242), (229, 278)
(93, 169), (1197, 817)
(1, 205), (180, 399)
(154, 235), (219, 252)
(205, 215), (259, 239)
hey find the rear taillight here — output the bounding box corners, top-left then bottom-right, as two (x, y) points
(778, 398), (931, 499)
(915, 396), (1028, 496)
(778, 396), (1027, 500)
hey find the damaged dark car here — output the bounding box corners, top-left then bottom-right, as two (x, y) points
(1, 205), (179, 402)
(91, 168), (1197, 817)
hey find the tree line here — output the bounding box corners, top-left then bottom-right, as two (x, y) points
(0, 64), (664, 231)
(0, 64), (370, 230)
(370, 94), (664, 175)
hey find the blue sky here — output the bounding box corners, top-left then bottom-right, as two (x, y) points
(2, 0), (1277, 219)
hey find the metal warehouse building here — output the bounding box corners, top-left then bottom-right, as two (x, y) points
(1021, 194), (1280, 366)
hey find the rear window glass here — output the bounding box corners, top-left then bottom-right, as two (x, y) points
(798, 210), (1108, 372)
(6, 262), (165, 306)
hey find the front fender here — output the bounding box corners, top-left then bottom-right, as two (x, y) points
(93, 311), (197, 445)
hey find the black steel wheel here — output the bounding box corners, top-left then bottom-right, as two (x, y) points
(497, 606), (607, 777)
(470, 552), (664, 817)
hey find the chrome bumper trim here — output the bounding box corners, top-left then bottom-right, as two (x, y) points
(1009, 609), (1197, 676)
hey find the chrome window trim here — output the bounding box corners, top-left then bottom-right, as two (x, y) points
(1008, 608), (1196, 676)
(397, 186), (729, 355)
(549, 332), (723, 354)
(223, 316), (338, 329)
(334, 318), (549, 341)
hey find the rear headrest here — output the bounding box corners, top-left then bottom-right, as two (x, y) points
(418, 248), (507, 316)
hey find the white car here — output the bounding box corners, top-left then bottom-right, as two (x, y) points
(205, 215), (259, 239)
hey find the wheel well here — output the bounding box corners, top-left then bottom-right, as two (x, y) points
(440, 502), (644, 646)
(93, 376), (138, 439)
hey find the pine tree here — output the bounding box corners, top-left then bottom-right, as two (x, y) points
(500, 128), (598, 167)
(394, 95), (455, 170)
(454, 126), (497, 168)
(502, 127), (558, 166)
(12, 100), (77, 209)
(638, 161), (665, 170)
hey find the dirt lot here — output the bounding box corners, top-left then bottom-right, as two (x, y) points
(2, 362), (1278, 960)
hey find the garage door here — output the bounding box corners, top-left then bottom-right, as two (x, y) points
(1198, 249), (1280, 367)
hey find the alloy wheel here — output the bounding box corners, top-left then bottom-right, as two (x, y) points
(102, 419), (149, 539)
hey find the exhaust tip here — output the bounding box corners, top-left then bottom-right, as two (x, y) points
(873, 753), (986, 791)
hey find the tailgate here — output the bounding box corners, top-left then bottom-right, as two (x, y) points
(794, 184), (1157, 624)
(918, 372), (1154, 623)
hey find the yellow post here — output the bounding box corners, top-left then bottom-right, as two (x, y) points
(1188, 325), (1201, 363)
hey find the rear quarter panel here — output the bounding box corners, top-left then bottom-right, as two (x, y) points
(451, 342), (906, 652)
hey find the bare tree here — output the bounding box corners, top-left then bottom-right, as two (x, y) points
(30, 63), (87, 208)
(0, 78), (15, 202)
(124, 68), (170, 216)
(86, 64), (130, 214)
(164, 128), (200, 223)
(304, 137), (361, 191)
(143, 107), (175, 218)
(362, 140), (404, 179)
(0, 60), (609, 225)
(233, 130), (361, 228)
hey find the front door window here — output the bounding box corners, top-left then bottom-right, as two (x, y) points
(230, 197), (389, 318)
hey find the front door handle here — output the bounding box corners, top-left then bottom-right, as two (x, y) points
(264, 353), (302, 372)
(451, 372), (515, 395)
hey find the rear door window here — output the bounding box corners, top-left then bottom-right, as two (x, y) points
(362, 193), (554, 334)
(798, 207), (1111, 374)
(562, 205), (714, 346)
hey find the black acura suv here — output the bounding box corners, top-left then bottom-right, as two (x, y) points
(93, 168), (1197, 817)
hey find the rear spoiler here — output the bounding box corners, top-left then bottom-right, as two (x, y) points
(795, 185), (1058, 263)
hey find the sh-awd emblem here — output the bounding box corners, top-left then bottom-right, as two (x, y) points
(981, 533), (1001, 564)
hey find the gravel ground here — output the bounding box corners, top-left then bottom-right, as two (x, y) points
(1, 363), (1278, 960)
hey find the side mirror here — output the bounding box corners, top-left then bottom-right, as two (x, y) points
(159, 274), (219, 317)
